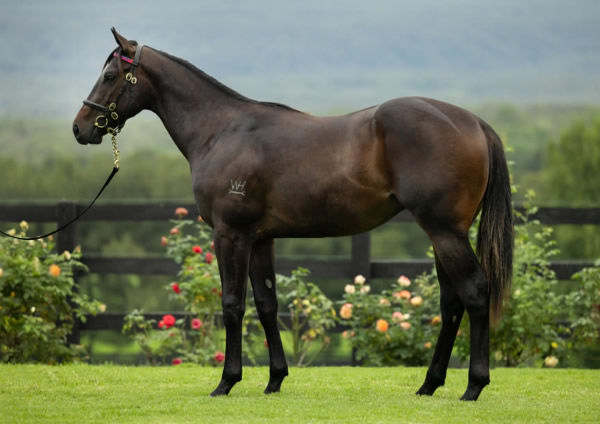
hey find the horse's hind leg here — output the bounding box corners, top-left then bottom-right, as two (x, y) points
(424, 230), (490, 401)
(249, 239), (288, 393)
(416, 255), (465, 396)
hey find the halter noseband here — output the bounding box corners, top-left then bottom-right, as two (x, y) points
(82, 43), (144, 138)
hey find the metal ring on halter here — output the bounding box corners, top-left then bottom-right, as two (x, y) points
(108, 103), (117, 111)
(111, 111), (119, 120)
(94, 115), (108, 128)
(107, 127), (119, 136)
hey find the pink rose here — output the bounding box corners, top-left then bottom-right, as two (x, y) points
(191, 318), (203, 330)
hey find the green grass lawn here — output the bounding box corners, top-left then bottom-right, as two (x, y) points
(1, 365), (598, 423)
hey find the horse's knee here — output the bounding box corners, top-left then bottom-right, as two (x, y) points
(222, 297), (245, 326)
(255, 298), (278, 322)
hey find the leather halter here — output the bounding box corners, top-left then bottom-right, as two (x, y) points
(83, 43), (144, 133)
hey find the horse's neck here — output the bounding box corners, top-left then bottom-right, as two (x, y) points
(144, 50), (246, 159)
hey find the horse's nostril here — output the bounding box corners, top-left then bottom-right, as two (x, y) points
(73, 123), (80, 137)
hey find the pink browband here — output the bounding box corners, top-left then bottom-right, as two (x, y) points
(113, 52), (134, 64)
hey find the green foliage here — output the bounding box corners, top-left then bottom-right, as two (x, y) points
(544, 116), (600, 205)
(0, 223), (102, 363)
(339, 273), (441, 366)
(567, 263), (600, 345)
(276, 267), (337, 366)
(455, 191), (600, 367)
(123, 208), (262, 366)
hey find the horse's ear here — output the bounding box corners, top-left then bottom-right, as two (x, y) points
(111, 27), (135, 57)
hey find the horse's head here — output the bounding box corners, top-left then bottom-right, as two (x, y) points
(73, 28), (145, 145)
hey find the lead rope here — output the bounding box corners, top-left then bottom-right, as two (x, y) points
(0, 140), (121, 241)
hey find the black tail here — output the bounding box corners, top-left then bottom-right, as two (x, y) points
(477, 121), (514, 325)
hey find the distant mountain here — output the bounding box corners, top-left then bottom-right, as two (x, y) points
(1, 0), (599, 116)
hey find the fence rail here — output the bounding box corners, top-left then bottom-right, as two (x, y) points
(1, 202), (599, 338)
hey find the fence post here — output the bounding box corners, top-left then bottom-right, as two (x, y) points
(351, 232), (371, 281)
(56, 201), (80, 345)
(350, 232), (371, 366)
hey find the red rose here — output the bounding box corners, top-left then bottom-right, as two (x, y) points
(214, 351), (225, 363)
(171, 282), (181, 294)
(162, 314), (176, 328)
(158, 320), (165, 329)
(191, 318), (203, 330)
(205, 252), (214, 264)
(192, 245), (203, 254)
(172, 357), (182, 365)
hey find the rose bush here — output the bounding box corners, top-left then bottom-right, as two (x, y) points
(340, 273), (440, 366)
(0, 223), (102, 363)
(123, 208), (262, 365)
(276, 267), (337, 366)
(454, 191), (600, 367)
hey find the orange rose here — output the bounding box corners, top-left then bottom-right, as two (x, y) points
(376, 319), (389, 332)
(410, 296), (423, 307)
(430, 315), (442, 325)
(49, 264), (61, 277)
(394, 290), (411, 300)
(174, 207), (189, 217)
(340, 303), (353, 320)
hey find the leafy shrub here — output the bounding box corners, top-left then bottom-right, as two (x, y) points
(276, 267), (337, 366)
(339, 273), (440, 366)
(454, 191), (600, 367)
(0, 222), (102, 363)
(340, 190), (600, 368)
(123, 208), (262, 365)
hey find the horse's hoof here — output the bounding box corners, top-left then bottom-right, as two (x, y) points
(459, 384), (485, 401)
(210, 380), (235, 397)
(264, 374), (287, 394)
(416, 384), (437, 396)
(416, 376), (443, 396)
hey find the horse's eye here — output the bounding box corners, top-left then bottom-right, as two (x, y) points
(104, 73), (116, 81)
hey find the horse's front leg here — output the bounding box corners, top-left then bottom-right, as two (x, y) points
(210, 229), (252, 397)
(249, 239), (288, 394)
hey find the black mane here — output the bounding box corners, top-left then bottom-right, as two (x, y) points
(155, 49), (300, 113)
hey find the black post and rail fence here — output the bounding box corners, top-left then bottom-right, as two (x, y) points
(1, 202), (599, 344)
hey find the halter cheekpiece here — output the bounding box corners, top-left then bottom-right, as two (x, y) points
(82, 43), (144, 168)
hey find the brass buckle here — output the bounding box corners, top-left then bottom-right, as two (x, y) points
(125, 73), (137, 85)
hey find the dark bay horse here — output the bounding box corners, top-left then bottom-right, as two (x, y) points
(73, 28), (513, 401)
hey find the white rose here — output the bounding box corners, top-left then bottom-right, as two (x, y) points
(344, 284), (356, 294)
(354, 275), (366, 285)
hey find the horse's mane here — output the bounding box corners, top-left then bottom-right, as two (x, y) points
(154, 49), (300, 113)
